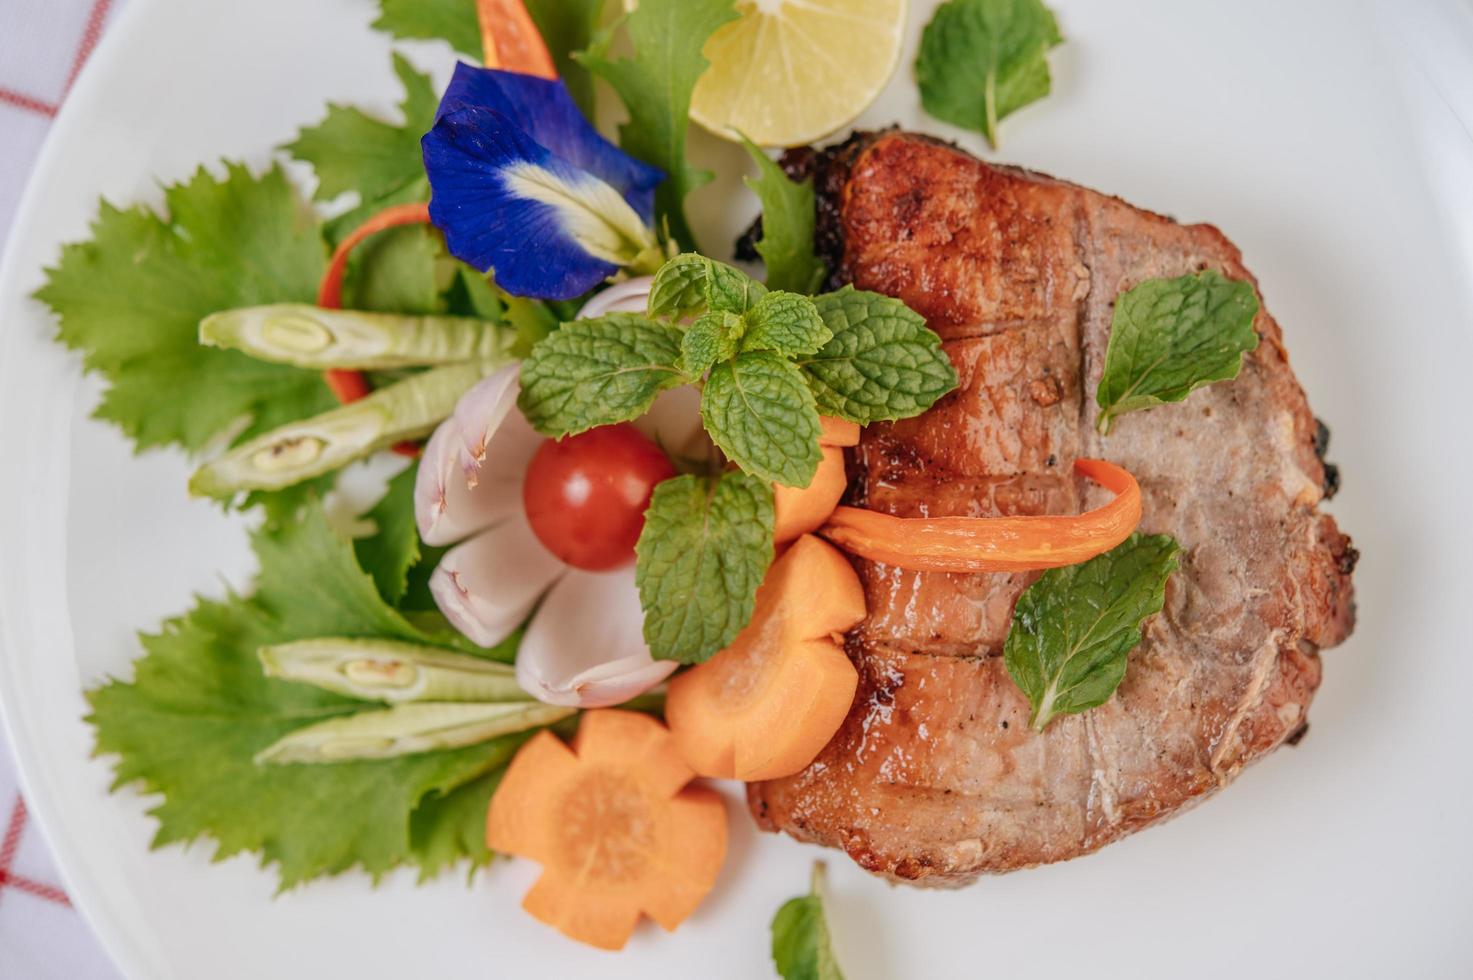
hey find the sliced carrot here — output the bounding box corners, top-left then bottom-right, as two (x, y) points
(476, 0), (557, 78)
(666, 535), (865, 782)
(819, 416), (860, 448)
(774, 445), (847, 543)
(485, 710), (727, 951)
(820, 457), (1142, 573)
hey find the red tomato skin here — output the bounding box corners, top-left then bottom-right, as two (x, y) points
(522, 424), (676, 571)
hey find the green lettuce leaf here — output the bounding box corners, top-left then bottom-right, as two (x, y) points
(354, 465), (422, 606)
(915, 0), (1063, 148)
(1094, 270), (1261, 434)
(741, 138), (826, 294)
(283, 53), (437, 212)
(635, 471), (774, 663)
(89, 504), (538, 890)
(577, 0), (739, 250)
(373, 0), (481, 58)
(1003, 533), (1180, 730)
(35, 163), (336, 454)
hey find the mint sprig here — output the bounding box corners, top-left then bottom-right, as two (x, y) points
(635, 472), (775, 663)
(523, 255), (957, 487)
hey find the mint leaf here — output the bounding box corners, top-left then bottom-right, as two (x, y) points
(635, 472), (774, 663)
(741, 138), (826, 294)
(577, 0), (740, 249)
(373, 0), (481, 58)
(354, 465), (421, 606)
(518, 313), (686, 436)
(915, 0), (1063, 149)
(802, 286), (958, 423)
(36, 163), (336, 454)
(284, 54), (437, 209)
(89, 505), (539, 890)
(1004, 533), (1180, 731)
(741, 290), (831, 357)
(1094, 270), (1261, 434)
(648, 253), (712, 319)
(680, 310), (743, 377)
(649, 252), (766, 319)
(772, 862), (846, 980)
(702, 353), (823, 488)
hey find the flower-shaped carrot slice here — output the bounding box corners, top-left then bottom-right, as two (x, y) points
(665, 535), (866, 782)
(486, 710), (727, 951)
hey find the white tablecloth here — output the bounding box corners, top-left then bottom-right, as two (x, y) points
(1, 2), (127, 976)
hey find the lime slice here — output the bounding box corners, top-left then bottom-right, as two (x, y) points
(688, 0), (909, 148)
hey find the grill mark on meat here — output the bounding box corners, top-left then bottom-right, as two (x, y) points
(749, 132), (1357, 885)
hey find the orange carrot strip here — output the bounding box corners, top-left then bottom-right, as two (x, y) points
(316, 201), (433, 310)
(476, 0), (557, 78)
(820, 458), (1142, 573)
(314, 202), (434, 457)
(485, 710), (728, 951)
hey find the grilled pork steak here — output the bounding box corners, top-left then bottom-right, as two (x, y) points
(747, 132), (1357, 885)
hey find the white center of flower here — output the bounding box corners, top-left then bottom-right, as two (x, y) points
(501, 161), (657, 266)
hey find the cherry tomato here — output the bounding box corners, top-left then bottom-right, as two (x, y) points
(522, 423), (676, 571)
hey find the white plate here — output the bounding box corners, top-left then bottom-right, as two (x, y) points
(3, 0), (1473, 977)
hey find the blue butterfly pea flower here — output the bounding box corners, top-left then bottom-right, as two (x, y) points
(422, 64), (666, 301)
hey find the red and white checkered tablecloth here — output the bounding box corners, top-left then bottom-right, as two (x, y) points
(2, 4), (128, 976)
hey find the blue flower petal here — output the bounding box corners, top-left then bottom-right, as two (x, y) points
(425, 106), (653, 300)
(437, 64), (663, 222)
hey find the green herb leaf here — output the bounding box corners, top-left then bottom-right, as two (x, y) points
(373, 0), (481, 58)
(577, 0), (740, 250)
(341, 224), (453, 316)
(648, 252), (766, 319)
(35, 163), (336, 454)
(1094, 270), (1260, 434)
(772, 862), (846, 980)
(703, 353), (823, 488)
(1003, 533), (1180, 731)
(88, 504), (541, 889)
(284, 53), (437, 210)
(518, 313), (686, 436)
(680, 310), (743, 377)
(635, 472), (774, 663)
(741, 290), (831, 357)
(525, 0), (604, 117)
(354, 465), (421, 606)
(915, 0), (1064, 149)
(741, 138), (826, 294)
(802, 286), (959, 423)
